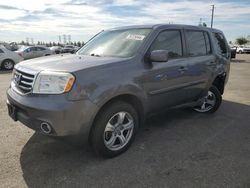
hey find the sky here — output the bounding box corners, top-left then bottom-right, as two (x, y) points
(0, 0), (250, 43)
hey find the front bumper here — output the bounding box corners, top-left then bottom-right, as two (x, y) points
(7, 87), (98, 138)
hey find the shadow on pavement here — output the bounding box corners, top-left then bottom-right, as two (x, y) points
(20, 100), (250, 188)
(231, 59), (249, 63)
(0, 70), (12, 74)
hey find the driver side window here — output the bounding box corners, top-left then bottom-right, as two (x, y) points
(150, 30), (183, 59)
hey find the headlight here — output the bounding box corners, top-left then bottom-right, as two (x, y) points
(33, 71), (75, 94)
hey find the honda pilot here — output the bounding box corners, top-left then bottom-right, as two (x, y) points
(7, 24), (230, 158)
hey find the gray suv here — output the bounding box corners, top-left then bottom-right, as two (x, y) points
(7, 24), (230, 158)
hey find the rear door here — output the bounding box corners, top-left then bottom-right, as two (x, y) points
(183, 29), (215, 100)
(36, 47), (46, 57)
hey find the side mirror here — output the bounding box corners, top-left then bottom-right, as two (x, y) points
(150, 50), (168, 62)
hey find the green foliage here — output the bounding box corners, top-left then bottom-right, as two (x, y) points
(16, 40), (85, 47)
(236, 37), (249, 45)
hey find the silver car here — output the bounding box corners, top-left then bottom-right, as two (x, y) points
(0, 46), (23, 70)
(16, 46), (54, 60)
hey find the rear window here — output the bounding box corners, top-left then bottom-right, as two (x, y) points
(213, 32), (227, 55)
(37, 47), (46, 51)
(186, 30), (210, 56)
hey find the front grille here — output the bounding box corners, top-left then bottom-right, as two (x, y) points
(14, 69), (35, 94)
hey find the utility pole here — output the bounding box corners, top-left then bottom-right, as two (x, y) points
(211, 5), (215, 28)
(199, 18), (202, 26)
(58, 35), (61, 44)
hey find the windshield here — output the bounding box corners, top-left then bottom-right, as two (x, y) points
(19, 46), (28, 51)
(77, 28), (151, 58)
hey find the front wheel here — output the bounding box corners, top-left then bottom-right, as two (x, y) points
(193, 86), (222, 113)
(2, 59), (14, 70)
(91, 101), (139, 158)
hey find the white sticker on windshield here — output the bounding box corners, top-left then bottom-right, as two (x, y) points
(126, 34), (145, 41)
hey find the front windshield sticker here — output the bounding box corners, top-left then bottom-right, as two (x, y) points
(126, 34), (145, 41)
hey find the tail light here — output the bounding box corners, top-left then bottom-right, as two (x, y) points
(18, 52), (23, 57)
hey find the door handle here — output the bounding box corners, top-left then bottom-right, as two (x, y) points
(178, 66), (188, 72)
(208, 62), (216, 66)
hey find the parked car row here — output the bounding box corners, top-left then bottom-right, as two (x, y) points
(50, 45), (80, 54)
(229, 45), (250, 59)
(0, 44), (82, 70)
(236, 45), (250, 54)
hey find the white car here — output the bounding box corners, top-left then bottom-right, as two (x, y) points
(50, 46), (62, 54)
(0, 46), (23, 70)
(236, 45), (250, 54)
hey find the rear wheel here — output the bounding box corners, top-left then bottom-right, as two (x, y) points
(2, 59), (14, 70)
(193, 85), (222, 113)
(91, 101), (139, 158)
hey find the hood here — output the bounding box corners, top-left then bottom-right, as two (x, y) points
(15, 54), (126, 73)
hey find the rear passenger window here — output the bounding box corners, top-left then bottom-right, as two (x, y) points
(150, 30), (183, 59)
(186, 30), (209, 56)
(37, 47), (45, 51)
(213, 33), (227, 55)
(204, 32), (212, 54)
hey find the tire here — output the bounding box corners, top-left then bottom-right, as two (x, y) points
(2, 59), (14, 70)
(91, 101), (139, 158)
(193, 85), (222, 113)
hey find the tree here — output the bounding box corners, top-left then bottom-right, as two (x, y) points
(236, 37), (249, 45)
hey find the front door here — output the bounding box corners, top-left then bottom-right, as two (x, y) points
(141, 29), (190, 111)
(24, 47), (35, 59)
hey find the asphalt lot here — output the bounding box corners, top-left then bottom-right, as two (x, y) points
(1, 54), (250, 188)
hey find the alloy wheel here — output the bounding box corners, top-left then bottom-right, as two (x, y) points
(3, 60), (14, 70)
(194, 91), (216, 113)
(103, 111), (134, 151)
